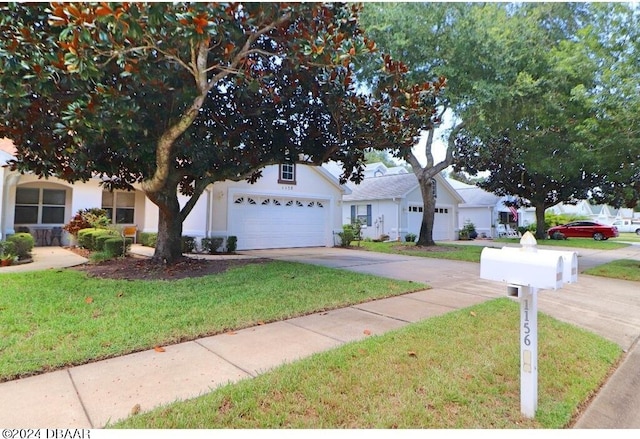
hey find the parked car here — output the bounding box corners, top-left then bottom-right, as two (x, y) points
(611, 219), (640, 235)
(547, 221), (619, 241)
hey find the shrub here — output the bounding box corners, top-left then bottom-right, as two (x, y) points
(337, 224), (356, 247)
(462, 220), (477, 240)
(7, 233), (35, 259)
(226, 236), (238, 253)
(0, 240), (17, 258)
(104, 237), (132, 258)
(201, 237), (224, 254)
(139, 232), (157, 247)
(95, 234), (115, 251)
(78, 228), (117, 251)
(379, 234), (390, 241)
(182, 236), (196, 253)
(405, 233), (417, 243)
(64, 208), (109, 237)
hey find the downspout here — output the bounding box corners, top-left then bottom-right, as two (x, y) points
(204, 186), (212, 238)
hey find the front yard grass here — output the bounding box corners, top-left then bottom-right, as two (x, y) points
(354, 241), (485, 262)
(584, 259), (640, 282)
(114, 298), (621, 429)
(0, 261), (423, 381)
(495, 237), (630, 250)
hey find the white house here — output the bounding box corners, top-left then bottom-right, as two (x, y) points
(1, 139), (349, 250)
(449, 178), (536, 238)
(547, 200), (635, 225)
(341, 163), (463, 241)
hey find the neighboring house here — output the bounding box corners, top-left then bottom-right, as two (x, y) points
(447, 178), (535, 238)
(1, 138), (349, 250)
(341, 163), (463, 241)
(547, 200), (635, 225)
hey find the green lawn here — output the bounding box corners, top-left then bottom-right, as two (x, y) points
(354, 241), (485, 262)
(114, 299), (621, 429)
(613, 232), (640, 243)
(495, 237), (630, 250)
(584, 259), (640, 281)
(0, 261), (423, 381)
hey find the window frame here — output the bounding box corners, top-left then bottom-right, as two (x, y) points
(14, 187), (66, 225)
(278, 163), (296, 184)
(102, 190), (136, 225)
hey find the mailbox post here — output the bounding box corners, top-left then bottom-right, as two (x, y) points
(480, 232), (577, 418)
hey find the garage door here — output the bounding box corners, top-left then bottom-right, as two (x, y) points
(408, 204), (453, 241)
(229, 194), (328, 250)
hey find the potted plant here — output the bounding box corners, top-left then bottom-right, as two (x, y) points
(1, 253), (16, 267)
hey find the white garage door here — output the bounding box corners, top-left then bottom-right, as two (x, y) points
(229, 194), (328, 250)
(408, 204), (453, 241)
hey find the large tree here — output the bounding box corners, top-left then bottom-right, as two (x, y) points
(361, 2), (604, 241)
(0, 2), (440, 262)
(359, 2), (460, 246)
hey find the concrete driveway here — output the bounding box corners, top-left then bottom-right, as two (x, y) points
(243, 245), (640, 349)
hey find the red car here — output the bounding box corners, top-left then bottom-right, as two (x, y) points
(547, 221), (619, 241)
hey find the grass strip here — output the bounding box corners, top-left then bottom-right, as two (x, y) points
(0, 261), (423, 381)
(113, 298), (621, 429)
(584, 259), (640, 281)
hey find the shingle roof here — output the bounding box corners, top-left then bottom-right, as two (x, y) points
(456, 186), (500, 206)
(344, 173), (419, 201)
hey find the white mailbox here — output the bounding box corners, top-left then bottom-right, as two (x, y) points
(496, 247), (578, 284)
(480, 247), (564, 290)
(478, 231), (577, 419)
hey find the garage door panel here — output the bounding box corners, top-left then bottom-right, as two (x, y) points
(407, 204), (452, 241)
(230, 196), (328, 250)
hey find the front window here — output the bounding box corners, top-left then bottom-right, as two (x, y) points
(278, 163), (296, 184)
(102, 191), (135, 224)
(15, 187), (66, 224)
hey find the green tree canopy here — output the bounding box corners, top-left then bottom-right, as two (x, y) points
(0, 2), (441, 261)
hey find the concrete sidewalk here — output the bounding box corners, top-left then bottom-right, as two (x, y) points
(2, 244), (640, 428)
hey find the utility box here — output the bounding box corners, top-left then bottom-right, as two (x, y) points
(498, 247), (578, 284)
(480, 247), (564, 290)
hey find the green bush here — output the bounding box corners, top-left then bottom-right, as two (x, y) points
(64, 208), (109, 237)
(95, 234), (116, 251)
(104, 237), (132, 258)
(201, 237), (224, 254)
(337, 224), (356, 247)
(78, 228), (117, 251)
(182, 236), (196, 253)
(7, 233), (35, 259)
(405, 233), (417, 243)
(139, 232), (157, 248)
(0, 240), (17, 258)
(226, 236), (238, 253)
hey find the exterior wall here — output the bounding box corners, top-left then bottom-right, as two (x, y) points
(459, 206), (495, 238)
(1, 163), (345, 249)
(209, 164), (344, 247)
(343, 176), (460, 242)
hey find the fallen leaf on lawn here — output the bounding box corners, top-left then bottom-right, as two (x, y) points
(257, 321), (265, 325)
(154, 346), (166, 353)
(116, 292), (124, 298)
(470, 311), (477, 317)
(85, 297), (93, 304)
(130, 404), (141, 415)
(363, 329), (372, 336)
(408, 351), (417, 357)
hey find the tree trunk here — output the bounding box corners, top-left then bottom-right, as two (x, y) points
(534, 201), (547, 241)
(416, 177), (436, 246)
(146, 187), (184, 264)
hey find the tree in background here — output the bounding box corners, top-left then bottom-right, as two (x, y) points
(361, 2), (618, 240)
(0, 2), (441, 262)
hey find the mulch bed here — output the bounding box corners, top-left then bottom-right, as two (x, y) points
(66, 247), (270, 281)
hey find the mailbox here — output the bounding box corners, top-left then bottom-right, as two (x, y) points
(480, 247), (564, 290)
(498, 247), (578, 284)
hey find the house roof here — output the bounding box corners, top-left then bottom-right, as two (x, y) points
(456, 186), (501, 207)
(344, 172), (463, 204)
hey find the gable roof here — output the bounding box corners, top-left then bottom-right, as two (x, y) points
(456, 186), (501, 207)
(344, 172), (463, 204)
(344, 173), (418, 201)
